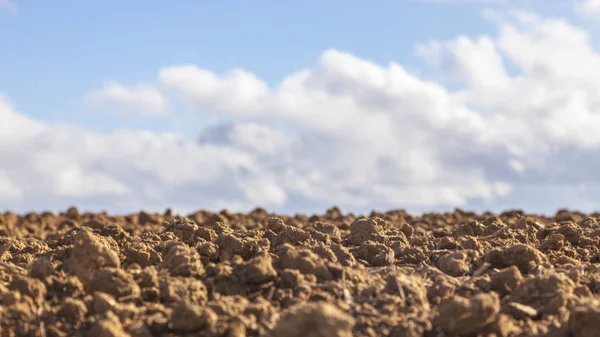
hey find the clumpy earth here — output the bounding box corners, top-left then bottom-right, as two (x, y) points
(3, 207), (600, 336)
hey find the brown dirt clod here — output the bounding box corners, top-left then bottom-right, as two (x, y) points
(270, 301), (355, 337)
(1, 208), (600, 336)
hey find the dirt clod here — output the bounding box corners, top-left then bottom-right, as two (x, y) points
(271, 302), (355, 337)
(434, 292), (500, 335)
(65, 227), (120, 285)
(170, 300), (217, 333)
(87, 311), (130, 337)
(158, 243), (204, 277)
(1, 208), (600, 336)
(491, 265), (523, 295)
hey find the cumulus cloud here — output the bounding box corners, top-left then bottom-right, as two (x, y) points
(3, 4), (600, 214)
(0, 0), (17, 13)
(0, 172), (22, 201)
(576, 0), (600, 16)
(0, 99), (264, 213)
(422, 0), (506, 3)
(84, 81), (169, 116)
(419, 10), (600, 152)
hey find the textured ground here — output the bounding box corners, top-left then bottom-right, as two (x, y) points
(1, 207), (600, 336)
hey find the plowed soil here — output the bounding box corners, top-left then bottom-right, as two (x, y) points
(2, 207), (600, 336)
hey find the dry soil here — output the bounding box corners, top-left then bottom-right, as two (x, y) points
(1, 207), (600, 336)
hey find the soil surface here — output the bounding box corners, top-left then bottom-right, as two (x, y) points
(1, 207), (600, 336)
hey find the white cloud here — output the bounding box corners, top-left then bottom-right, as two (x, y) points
(0, 94), (45, 145)
(159, 66), (269, 116)
(54, 166), (130, 197)
(84, 81), (169, 116)
(0, 102), (266, 213)
(420, 0), (506, 3)
(198, 122), (297, 157)
(240, 177), (288, 207)
(0, 172), (22, 201)
(5, 5), (600, 214)
(576, 0), (600, 16)
(420, 10), (600, 153)
(0, 0), (17, 13)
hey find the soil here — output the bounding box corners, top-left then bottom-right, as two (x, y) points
(1, 207), (600, 336)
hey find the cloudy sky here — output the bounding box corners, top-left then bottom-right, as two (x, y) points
(2, 0), (600, 216)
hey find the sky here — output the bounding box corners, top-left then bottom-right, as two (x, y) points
(2, 0), (600, 216)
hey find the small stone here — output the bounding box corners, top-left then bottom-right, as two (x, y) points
(503, 302), (538, 320)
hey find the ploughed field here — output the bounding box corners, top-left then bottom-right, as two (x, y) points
(1, 207), (600, 337)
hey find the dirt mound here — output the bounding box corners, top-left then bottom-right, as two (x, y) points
(1, 207), (600, 336)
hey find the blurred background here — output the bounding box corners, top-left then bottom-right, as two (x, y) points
(1, 0), (600, 216)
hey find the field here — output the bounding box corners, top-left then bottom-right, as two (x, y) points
(1, 207), (599, 336)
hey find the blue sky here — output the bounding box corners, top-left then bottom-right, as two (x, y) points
(2, 0), (600, 216)
(0, 0), (569, 131)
